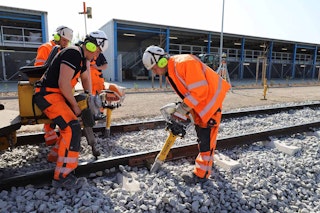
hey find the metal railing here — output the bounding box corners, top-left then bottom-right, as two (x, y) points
(0, 25), (42, 47)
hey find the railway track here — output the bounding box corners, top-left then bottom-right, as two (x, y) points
(1, 103), (320, 190)
(16, 102), (320, 146)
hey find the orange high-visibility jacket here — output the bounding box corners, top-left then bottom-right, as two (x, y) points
(34, 40), (79, 87)
(167, 54), (231, 123)
(89, 53), (107, 95)
(34, 40), (57, 66)
(90, 60), (104, 94)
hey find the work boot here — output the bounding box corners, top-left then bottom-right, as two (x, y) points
(52, 173), (83, 190)
(181, 172), (208, 185)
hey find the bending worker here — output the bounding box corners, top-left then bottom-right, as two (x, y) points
(142, 45), (231, 184)
(33, 30), (108, 189)
(90, 52), (108, 120)
(34, 25), (74, 147)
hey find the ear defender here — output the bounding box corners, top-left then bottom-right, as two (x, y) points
(85, 41), (97, 52)
(157, 56), (168, 68)
(53, 33), (61, 41)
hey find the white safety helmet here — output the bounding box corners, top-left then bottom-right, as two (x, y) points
(86, 30), (109, 52)
(55, 25), (73, 41)
(142, 45), (166, 70)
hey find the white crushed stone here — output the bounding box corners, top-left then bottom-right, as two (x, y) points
(0, 101), (319, 212)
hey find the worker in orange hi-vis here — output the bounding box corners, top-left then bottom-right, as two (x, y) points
(89, 52), (108, 119)
(34, 26), (74, 147)
(142, 45), (231, 185)
(33, 30), (108, 189)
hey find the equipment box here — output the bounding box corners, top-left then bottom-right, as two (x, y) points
(18, 81), (42, 117)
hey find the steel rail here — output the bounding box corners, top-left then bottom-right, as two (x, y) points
(16, 102), (320, 146)
(2, 120), (320, 191)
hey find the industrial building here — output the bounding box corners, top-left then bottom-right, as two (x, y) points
(1, 5), (320, 84)
(0, 6), (48, 81)
(101, 19), (320, 83)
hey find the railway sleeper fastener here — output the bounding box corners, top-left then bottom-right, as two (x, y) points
(264, 137), (301, 156)
(214, 151), (241, 171)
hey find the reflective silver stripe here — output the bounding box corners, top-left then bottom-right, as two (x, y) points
(187, 80), (207, 91)
(48, 143), (59, 156)
(174, 61), (187, 89)
(55, 167), (73, 175)
(199, 154), (214, 162)
(45, 134), (58, 142)
(57, 156), (78, 164)
(185, 94), (198, 105)
(199, 77), (222, 117)
(195, 161), (212, 171)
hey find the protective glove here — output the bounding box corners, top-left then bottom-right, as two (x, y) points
(170, 102), (192, 122)
(175, 102), (191, 115)
(88, 94), (102, 116)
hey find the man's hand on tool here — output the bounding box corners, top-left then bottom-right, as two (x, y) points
(176, 102), (191, 115)
(170, 102), (191, 122)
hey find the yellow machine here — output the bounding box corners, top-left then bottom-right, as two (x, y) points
(100, 84), (125, 138)
(150, 103), (193, 173)
(18, 46), (60, 125)
(0, 46), (60, 150)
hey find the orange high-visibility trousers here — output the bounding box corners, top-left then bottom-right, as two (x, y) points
(33, 90), (81, 180)
(43, 73), (80, 147)
(193, 106), (222, 179)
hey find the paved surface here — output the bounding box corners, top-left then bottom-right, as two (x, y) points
(1, 79), (320, 92)
(1, 81), (320, 134)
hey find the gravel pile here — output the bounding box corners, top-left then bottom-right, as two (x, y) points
(0, 102), (319, 212)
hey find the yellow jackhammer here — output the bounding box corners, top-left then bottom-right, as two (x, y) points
(100, 84), (125, 138)
(150, 103), (193, 173)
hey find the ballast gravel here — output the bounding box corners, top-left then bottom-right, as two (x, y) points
(0, 101), (320, 212)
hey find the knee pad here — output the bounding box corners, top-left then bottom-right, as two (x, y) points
(69, 120), (81, 152)
(195, 126), (211, 152)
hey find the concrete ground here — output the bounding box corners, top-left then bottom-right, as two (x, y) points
(1, 78), (319, 93)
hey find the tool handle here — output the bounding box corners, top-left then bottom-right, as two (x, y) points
(106, 108), (112, 129)
(157, 131), (178, 161)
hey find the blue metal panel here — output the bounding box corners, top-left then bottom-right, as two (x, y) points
(0, 12), (41, 22)
(296, 45), (316, 50)
(114, 21), (118, 81)
(267, 41), (273, 79)
(239, 37), (245, 79)
(207, 33), (212, 54)
(292, 44), (297, 78)
(312, 46), (317, 78)
(41, 14), (47, 43)
(166, 28), (170, 52)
